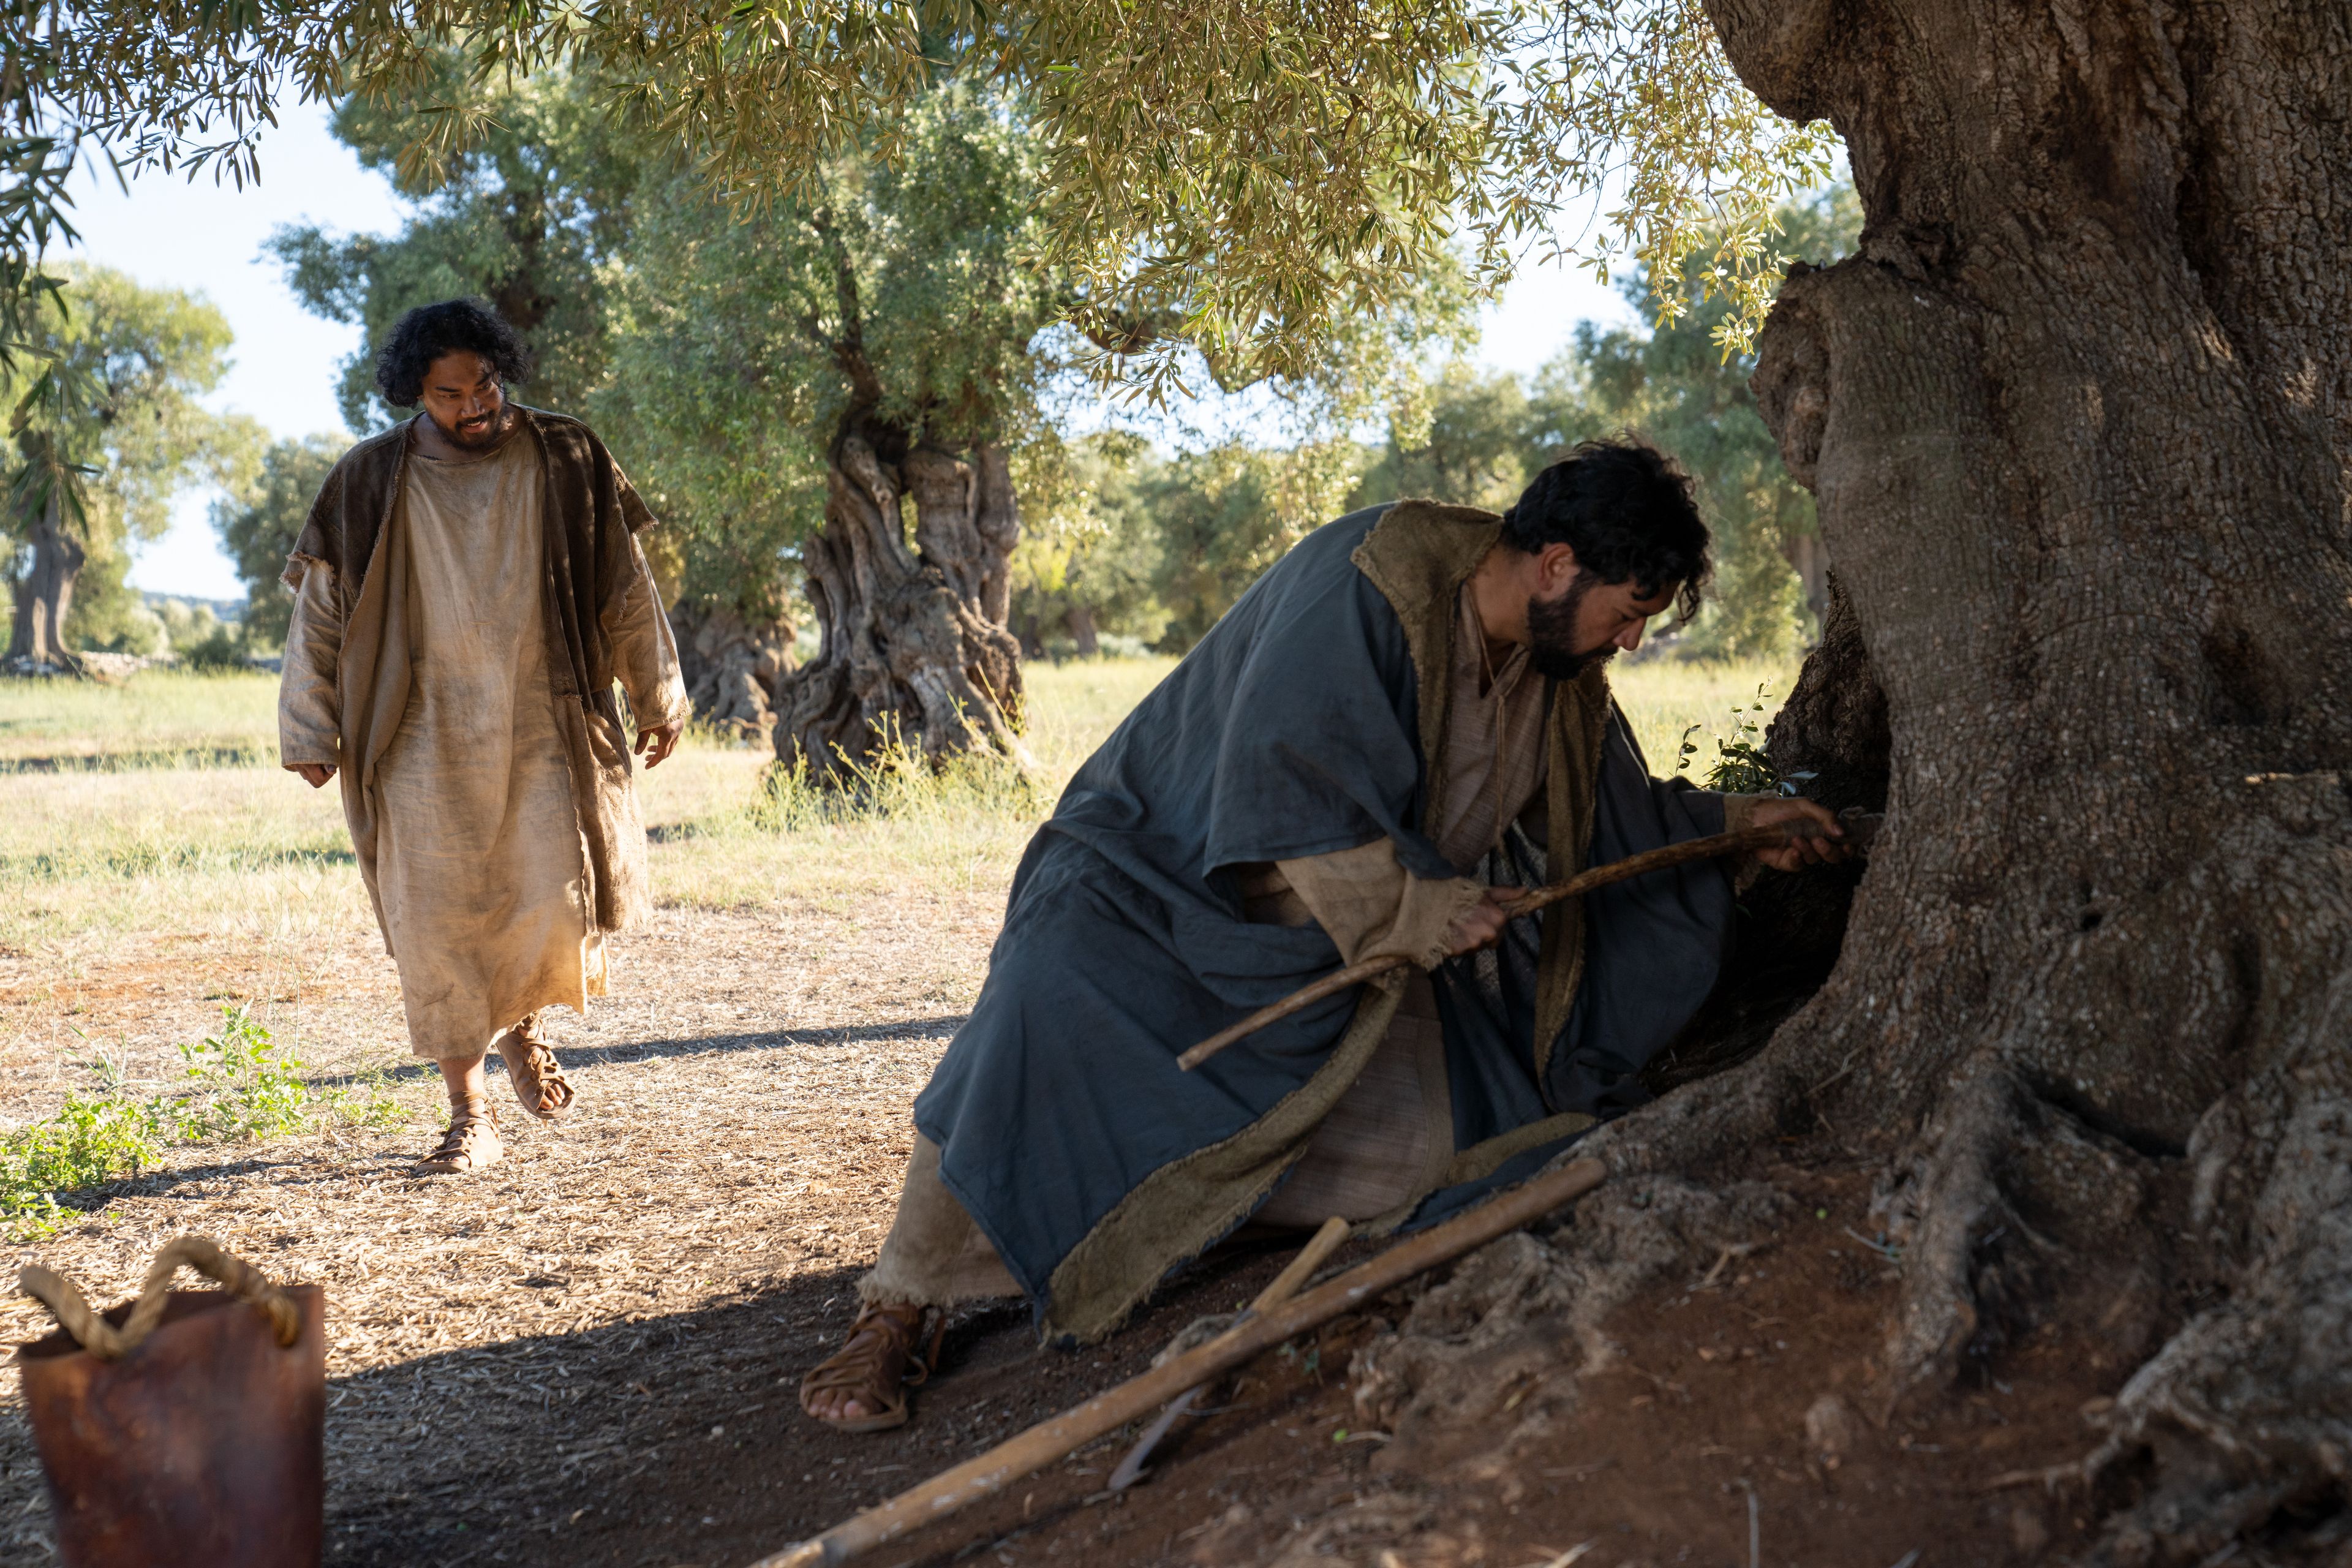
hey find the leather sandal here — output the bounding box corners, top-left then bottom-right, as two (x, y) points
(799, 1303), (946, 1433)
(495, 1014), (575, 1121)
(415, 1112), (503, 1175)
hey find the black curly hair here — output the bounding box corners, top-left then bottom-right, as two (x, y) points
(373, 298), (533, 409)
(1501, 436), (1712, 624)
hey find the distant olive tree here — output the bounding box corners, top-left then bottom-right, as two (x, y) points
(3, 265), (254, 666)
(213, 434), (344, 652)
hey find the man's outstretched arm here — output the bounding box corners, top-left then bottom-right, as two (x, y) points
(1273, 840), (1517, 967)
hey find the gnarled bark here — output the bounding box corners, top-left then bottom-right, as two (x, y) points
(1348, 4), (2352, 1558)
(6, 488), (83, 671)
(670, 597), (796, 738)
(774, 435), (1028, 778)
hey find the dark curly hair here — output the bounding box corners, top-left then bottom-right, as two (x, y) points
(1501, 436), (1712, 624)
(373, 297), (533, 409)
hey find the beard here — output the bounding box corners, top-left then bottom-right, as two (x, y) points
(442, 405), (511, 450)
(1525, 570), (1613, 680)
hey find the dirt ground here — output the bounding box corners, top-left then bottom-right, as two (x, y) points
(0, 886), (2125, 1568)
(524, 1164), (2120, 1568)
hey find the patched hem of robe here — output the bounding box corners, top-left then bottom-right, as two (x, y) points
(1034, 979), (1407, 1345)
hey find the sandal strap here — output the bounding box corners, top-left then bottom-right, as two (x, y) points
(433, 1118), (495, 1153)
(801, 1306), (937, 1409)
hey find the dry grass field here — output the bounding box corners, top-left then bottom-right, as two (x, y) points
(0, 653), (1791, 1566)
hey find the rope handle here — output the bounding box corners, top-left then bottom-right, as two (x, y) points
(19, 1235), (303, 1360)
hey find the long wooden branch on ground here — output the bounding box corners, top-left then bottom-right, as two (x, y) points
(1178, 812), (1883, 1071)
(750, 1158), (1610, 1568)
(1107, 1213), (1352, 1491)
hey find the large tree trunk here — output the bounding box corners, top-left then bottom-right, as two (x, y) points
(670, 597), (796, 739)
(5, 489), (83, 671)
(1351, 5), (2352, 1559)
(773, 434), (1028, 779)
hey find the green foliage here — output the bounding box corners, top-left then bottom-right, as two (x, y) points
(1556, 186), (1860, 660)
(270, 58), (657, 433)
(605, 79), (1060, 616)
(325, 1067), (413, 1131)
(0, 265), (258, 649)
(1006, 432), (1168, 655)
(1137, 439), (1366, 650)
(57, 550), (156, 654)
(17, 2), (1836, 421)
(546, 0), (1832, 386)
(1352, 363), (1534, 516)
(0, 1005), (417, 1238)
(0, 1082), (168, 1238)
(1676, 684), (1815, 796)
(172, 1006), (313, 1141)
(7, 264), (252, 538)
(213, 434), (344, 647)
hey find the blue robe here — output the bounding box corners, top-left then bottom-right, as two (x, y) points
(915, 503), (1733, 1340)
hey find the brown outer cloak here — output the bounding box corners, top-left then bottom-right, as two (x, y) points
(283, 407), (663, 938)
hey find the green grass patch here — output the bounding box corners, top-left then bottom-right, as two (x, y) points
(0, 1005), (419, 1238)
(0, 668), (280, 769)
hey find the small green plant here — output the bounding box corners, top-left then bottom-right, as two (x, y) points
(1677, 684), (1817, 797)
(173, 1005), (312, 1140)
(0, 1090), (170, 1237)
(326, 1066), (413, 1131)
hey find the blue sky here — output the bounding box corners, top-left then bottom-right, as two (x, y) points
(85, 99), (1634, 601)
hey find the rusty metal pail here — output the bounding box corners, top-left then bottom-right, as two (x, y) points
(17, 1237), (325, 1568)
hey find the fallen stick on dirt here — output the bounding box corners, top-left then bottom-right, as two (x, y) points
(749, 1158), (1609, 1568)
(1178, 812), (1883, 1071)
(1107, 1212), (1352, 1491)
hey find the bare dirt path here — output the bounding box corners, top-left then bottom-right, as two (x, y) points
(0, 895), (1007, 1564)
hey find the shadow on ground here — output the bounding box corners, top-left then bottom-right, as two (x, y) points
(293, 1017), (972, 1095)
(323, 1235), (1317, 1568)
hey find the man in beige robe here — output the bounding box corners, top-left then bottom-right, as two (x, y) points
(279, 298), (688, 1175)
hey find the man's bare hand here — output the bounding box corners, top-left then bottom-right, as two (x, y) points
(635, 722), (682, 769)
(284, 762), (336, 789)
(1443, 886), (1523, 957)
(1747, 797), (1850, 872)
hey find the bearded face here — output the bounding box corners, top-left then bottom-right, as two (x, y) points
(1523, 567), (1683, 680)
(1525, 570), (1610, 680)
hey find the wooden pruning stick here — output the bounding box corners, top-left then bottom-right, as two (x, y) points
(1107, 1213), (1352, 1491)
(1177, 812), (1881, 1072)
(750, 1158), (1609, 1568)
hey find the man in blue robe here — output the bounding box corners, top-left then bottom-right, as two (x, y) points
(801, 439), (1847, 1430)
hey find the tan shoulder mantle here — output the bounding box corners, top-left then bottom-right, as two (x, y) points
(1349, 500), (1614, 1076)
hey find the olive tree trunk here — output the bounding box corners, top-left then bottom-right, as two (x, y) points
(670, 597), (796, 739)
(1352, 5), (2352, 1559)
(772, 435), (1027, 778)
(5, 489), (83, 671)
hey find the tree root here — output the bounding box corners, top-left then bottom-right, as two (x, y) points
(1348, 1172), (1792, 1458)
(1871, 1056), (2168, 1412)
(2068, 1055), (2352, 1567)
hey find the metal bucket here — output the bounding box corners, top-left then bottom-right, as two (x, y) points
(17, 1239), (325, 1568)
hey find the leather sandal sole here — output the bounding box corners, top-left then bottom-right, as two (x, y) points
(496, 1033), (574, 1122)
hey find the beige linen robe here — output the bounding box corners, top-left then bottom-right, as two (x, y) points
(281, 431), (687, 1060)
